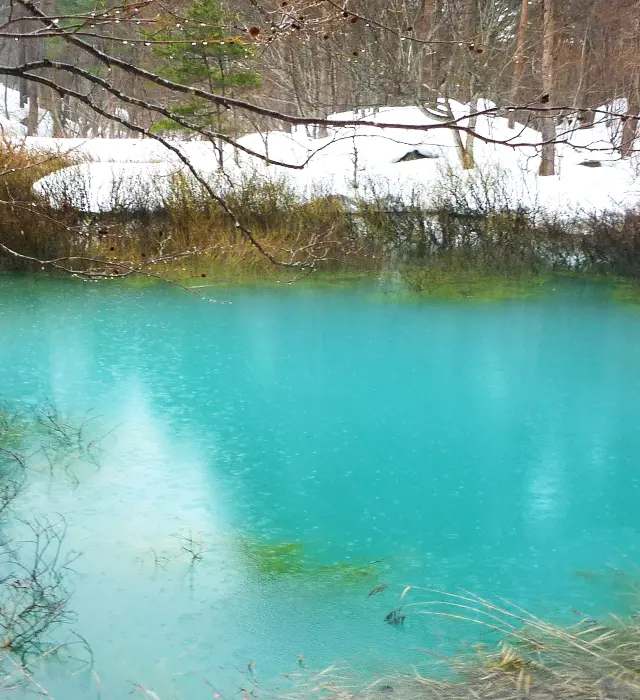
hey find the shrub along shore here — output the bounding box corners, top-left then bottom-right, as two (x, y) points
(2, 142), (640, 301)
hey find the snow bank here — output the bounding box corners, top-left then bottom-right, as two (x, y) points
(0, 114), (26, 139)
(26, 137), (175, 163)
(8, 96), (636, 216)
(33, 162), (185, 212)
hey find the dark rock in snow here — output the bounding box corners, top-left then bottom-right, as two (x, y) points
(395, 148), (440, 163)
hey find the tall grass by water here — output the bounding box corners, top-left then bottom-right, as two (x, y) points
(5, 590), (640, 699)
(281, 590), (640, 700)
(3, 142), (640, 299)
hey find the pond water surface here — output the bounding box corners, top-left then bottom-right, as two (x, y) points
(1, 275), (640, 699)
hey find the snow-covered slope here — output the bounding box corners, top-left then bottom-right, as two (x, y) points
(1, 90), (634, 216)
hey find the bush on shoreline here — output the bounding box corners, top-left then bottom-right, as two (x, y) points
(2, 146), (640, 290)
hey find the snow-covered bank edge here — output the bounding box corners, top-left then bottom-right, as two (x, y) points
(0, 88), (634, 218)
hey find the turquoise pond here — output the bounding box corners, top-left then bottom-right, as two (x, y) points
(2, 274), (640, 698)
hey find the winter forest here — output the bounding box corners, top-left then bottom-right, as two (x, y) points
(1, 0), (639, 168)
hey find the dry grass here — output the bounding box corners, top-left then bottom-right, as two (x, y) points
(0, 139), (82, 267)
(3, 145), (640, 286)
(279, 589), (640, 700)
(0, 152), (370, 275)
(0, 137), (74, 200)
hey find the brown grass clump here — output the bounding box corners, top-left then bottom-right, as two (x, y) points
(0, 156), (369, 276)
(281, 588), (640, 700)
(3, 149), (640, 285)
(0, 138), (81, 267)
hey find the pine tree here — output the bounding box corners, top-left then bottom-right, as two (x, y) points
(150, 0), (260, 138)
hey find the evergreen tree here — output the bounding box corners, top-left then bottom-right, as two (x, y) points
(150, 0), (260, 137)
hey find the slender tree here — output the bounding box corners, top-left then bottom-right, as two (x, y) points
(539, 0), (555, 176)
(508, 0), (529, 129)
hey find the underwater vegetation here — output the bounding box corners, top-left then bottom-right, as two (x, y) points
(236, 538), (383, 585)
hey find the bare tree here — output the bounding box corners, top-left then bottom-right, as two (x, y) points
(539, 0), (555, 176)
(508, 0), (529, 129)
(621, 78), (639, 158)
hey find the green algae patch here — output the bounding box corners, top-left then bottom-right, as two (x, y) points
(242, 540), (306, 576)
(39, 263), (634, 304)
(107, 261), (554, 304)
(386, 268), (550, 303)
(611, 280), (640, 306)
(101, 261), (376, 293)
(312, 560), (380, 586)
(237, 537), (381, 585)
(182, 265), (375, 290)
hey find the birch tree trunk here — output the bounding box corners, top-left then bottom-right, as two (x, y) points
(621, 73), (639, 158)
(508, 0), (529, 129)
(539, 0), (556, 176)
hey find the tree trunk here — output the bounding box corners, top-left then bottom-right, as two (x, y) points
(24, 37), (39, 137)
(40, 87), (64, 137)
(464, 97), (479, 169)
(26, 82), (39, 136)
(51, 103), (64, 138)
(417, 0), (438, 104)
(572, 27), (589, 114)
(508, 0), (529, 129)
(317, 56), (329, 138)
(445, 97), (475, 169)
(621, 106), (639, 158)
(3, 82), (9, 120)
(539, 0), (555, 176)
(416, 0), (437, 40)
(463, 0), (477, 42)
(458, 0), (477, 168)
(621, 73), (639, 158)
(18, 41), (28, 108)
(22, 10), (45, 136)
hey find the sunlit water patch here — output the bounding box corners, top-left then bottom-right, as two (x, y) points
(1, 275), (640, 699)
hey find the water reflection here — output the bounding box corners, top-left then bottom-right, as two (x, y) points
(526, 448), (565, 528)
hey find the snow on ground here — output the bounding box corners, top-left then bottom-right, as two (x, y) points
(26, 137), (176, 163)
(1, 85), (54, 138)
(34, 162), (187, 212)
(1, 84), (637, 217)
(0, 114), (27, 139)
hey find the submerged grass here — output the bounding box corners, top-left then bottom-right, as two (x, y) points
(0, 401), (28, 452)
(0, 397), (107, 486)
(237, 537), (381, 585)
(611, 280), (640, 306)
(401, 266), (550, 302)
